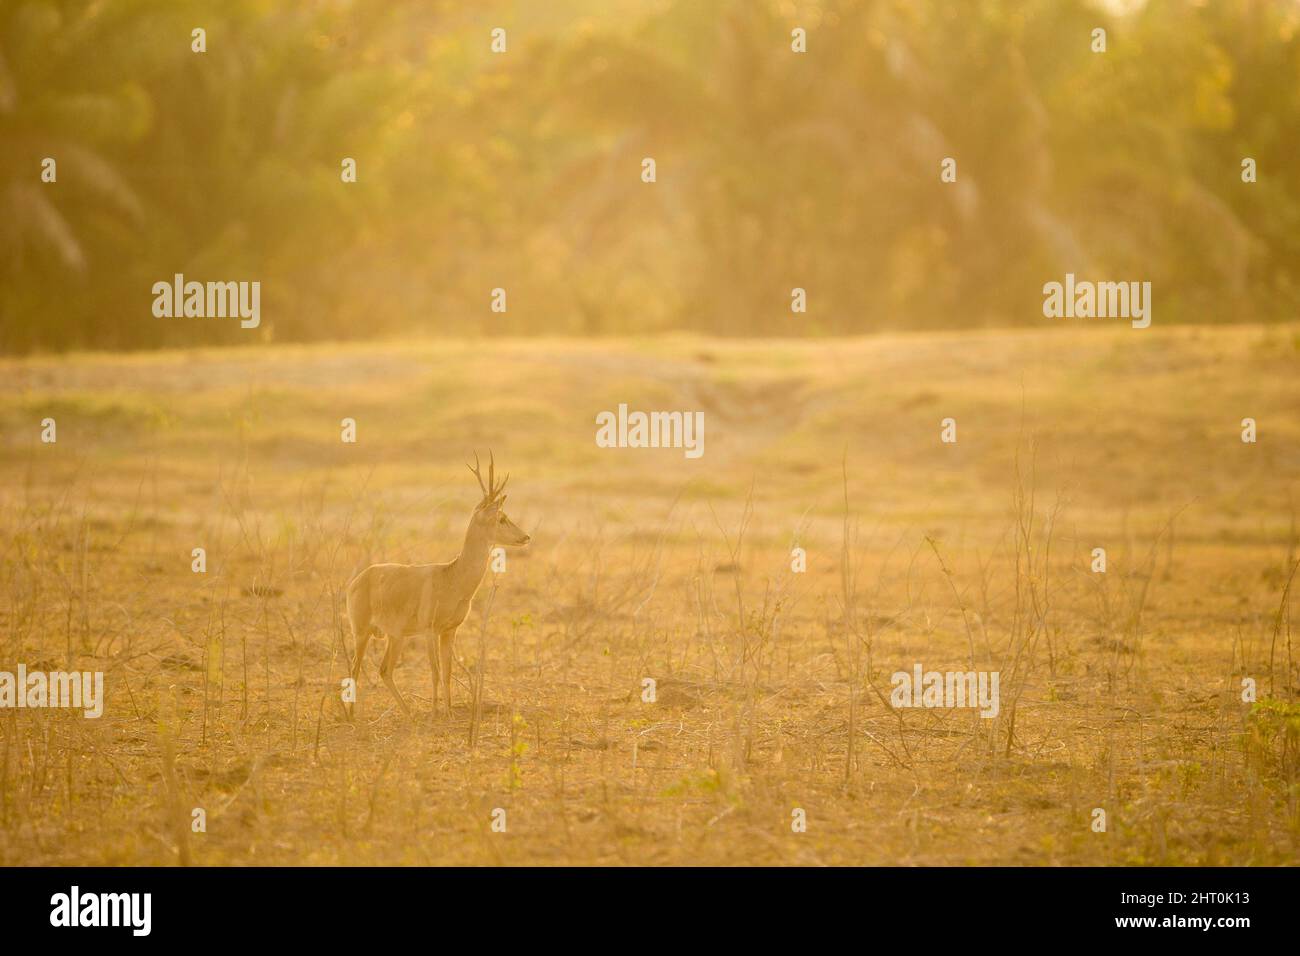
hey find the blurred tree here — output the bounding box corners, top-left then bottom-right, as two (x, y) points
(1, 0), (1298, 352)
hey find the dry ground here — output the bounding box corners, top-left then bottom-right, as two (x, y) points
(1, 324), (1298, 865)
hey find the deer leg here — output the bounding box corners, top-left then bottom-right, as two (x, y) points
(346, 578), (373, 688)
(346, 610), (373, 718)
(438, 629), (456, 716)
(350, 627), (372, 683)
(425, 632), (440, 712)
(344, 628), (372, 719)
(378, 633), (413, 720)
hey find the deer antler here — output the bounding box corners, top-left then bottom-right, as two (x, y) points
(468, 450), (508, 504)
(467, 452), (488, 497)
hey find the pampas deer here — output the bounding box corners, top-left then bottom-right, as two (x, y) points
(345, 452), (530, 717)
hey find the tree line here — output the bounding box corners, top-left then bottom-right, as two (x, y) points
(2, 0), (1297, 351)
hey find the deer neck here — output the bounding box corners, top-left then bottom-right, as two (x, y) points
(451, 516), (493, 595)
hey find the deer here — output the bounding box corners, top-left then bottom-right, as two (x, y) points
(345, 452), (530, 719)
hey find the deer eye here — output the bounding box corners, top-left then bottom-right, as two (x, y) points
(498, 515), (506, 523)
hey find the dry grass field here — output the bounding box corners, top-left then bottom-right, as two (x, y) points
(1, 324), (1298, 866)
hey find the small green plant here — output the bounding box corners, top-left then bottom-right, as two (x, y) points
(505, 712), (529, 791)
(1246, 697), (1300, 782)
